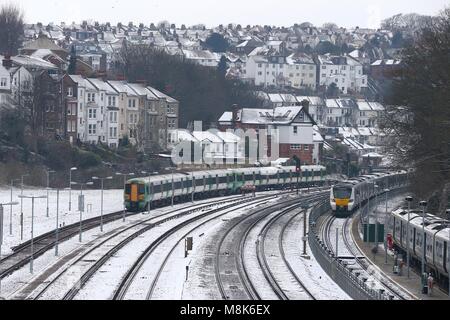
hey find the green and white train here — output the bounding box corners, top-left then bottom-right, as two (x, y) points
(124, 166), (327, 212)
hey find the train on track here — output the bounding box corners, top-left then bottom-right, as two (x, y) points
(124, 166), (326, 212)
(330, 171), (409, 216)
(392, 208), (449, 284)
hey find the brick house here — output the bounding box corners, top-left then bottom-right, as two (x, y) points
(218, 104), (322, 165)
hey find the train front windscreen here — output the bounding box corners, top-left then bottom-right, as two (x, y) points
(333, 187), (352, 199)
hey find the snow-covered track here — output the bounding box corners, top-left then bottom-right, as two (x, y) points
(215, 193), (326, 300)
(319, 211), (414, 300)
(0, 209), (133, 281)
(12, 196), (249, 300)
(112, 194), (282, 300)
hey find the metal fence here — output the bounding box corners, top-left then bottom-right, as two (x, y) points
(309, 201), (395, 300)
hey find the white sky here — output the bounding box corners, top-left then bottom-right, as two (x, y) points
(4, 0), (449, 29)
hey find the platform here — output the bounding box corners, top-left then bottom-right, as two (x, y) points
(352, 215), (449, 301)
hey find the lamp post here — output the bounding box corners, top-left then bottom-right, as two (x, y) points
(18, 195), (47, 274)
(374, 184), (379, 250)
(166, 167), (177, 207)
(419, 200), (428, 292)
(92, 176), (113, 232)
(45, 170), (56, 218)
(55, 189), (60, 256)
(0, 201), (18, 296)
(71, 181), (93, 242)
(20, 174), (29, 241)
(191, 171), (195, 203)
(405, 196), (413, 278)
(116, 172), (135, 222)
(9, 179), (20, 236)
(384, 188), (390, 264)
(69, 167), (78, 212)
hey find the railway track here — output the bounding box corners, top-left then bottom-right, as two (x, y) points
(215, 193), (326, 300)
(7, 195), (253, 300)
(113, 194), (285, 300)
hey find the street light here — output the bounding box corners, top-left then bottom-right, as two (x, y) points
(19, 174), (29, 241)
(92, 176), (113, 232)
(166, 167), (177, 207)
(384, 188), (390, 264)
(45, 170), (56, 218)
(116, 172), (135, 222)
(69, 167), (78, 212)
(405, 196), (413, 278)
(419, 200), (428, 292)
(374, 184), (379, 251)
(71, 181), (94, 242)
(141, 171), (159, 215)
(9, 179), (20, 236)
(0, 201), (18, 296)
(18, 195), (47, 274)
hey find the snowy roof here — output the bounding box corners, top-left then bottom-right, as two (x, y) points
(146, 87), (179, 103)
(69, 75), (97, 91)
(192, 131), (223, 143)
(11, 55), (58, 70)
(87, 78), (118, 95)
(170, 129), (198, 142)
(127, 83), (155, 99)
(22, 35), (68, 53)
(183, 49), (220, 61)
(107, 81), (138, 96)
(232, 106), (305, 125)
(362, 152), (383, 158)
(218, 112), (233, 122)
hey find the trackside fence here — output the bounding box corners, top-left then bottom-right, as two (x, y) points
(309, 201), (395, 300)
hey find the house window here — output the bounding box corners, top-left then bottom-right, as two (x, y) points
(88, 109), (97, 119)
(67, 87), (73, 97)
(322, 66), (326, 69)
(291, 144), (302, 150)
(258, 63), (262, 68)
(304, 145), (309, 151)
(293, 126), (298, 134)
(88, 124), (97, 135)
(258, 72), (262, 76)
(2, 77), (9, 86)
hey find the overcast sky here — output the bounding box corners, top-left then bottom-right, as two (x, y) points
(5, 0), (449, 28)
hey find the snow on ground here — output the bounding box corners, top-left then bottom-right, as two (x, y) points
(242, 210), (280, 300)
(1, 194), (245, 300)
(285, 210), (351, 300)
(73, 194), (271, 300)
(182, 196), (284, 300)
(0, 187), (124, 254)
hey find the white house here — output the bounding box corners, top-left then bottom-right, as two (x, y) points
(87, 78), (120, 148)
(317, 54), (367, 94)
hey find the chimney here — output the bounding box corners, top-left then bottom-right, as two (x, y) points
(2, 55), (12, 68)
(232, 104), (239, 124)
(300, 100), (310, 115)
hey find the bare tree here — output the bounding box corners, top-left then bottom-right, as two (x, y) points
(0, 4), (24, 55)
(382, 8), (450, 214)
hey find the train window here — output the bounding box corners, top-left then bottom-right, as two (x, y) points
(153, 184), (161, 194)
(196, 179), (203, 187)
(125, 184), (131, 193)
(219, 176), (227, 184)
(174, 182), (182, 189)
(245, 174), (253, 181)
(185, 180), (193, 188)
(138, 184), (146, 194)
(333, 187), (352, 199)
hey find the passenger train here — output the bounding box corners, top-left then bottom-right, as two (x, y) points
(124, 165), (327, 212)
(392, 208), (449, 283)
(330, 171), (409, 216)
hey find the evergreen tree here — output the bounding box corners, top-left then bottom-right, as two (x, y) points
(217, 55), (228, 78)
(0, 4), (24, 55)
(68, 46), (77, 75)
(204, 33), (229, 52)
